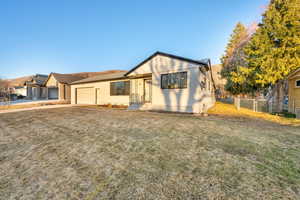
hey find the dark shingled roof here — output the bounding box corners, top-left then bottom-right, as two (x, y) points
(45, 70), (127, 85)
(125, 51), (208, 76)
(51, 73), (86, 84)
(71, 71), (128, 85)
(25, 74), (49, 86)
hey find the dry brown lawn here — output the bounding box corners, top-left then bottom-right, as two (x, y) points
(0, 101), (69, 111)
(0, 106), (300, 199)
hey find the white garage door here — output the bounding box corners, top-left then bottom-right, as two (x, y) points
(76, 88), (94, 104)
(48, 88), (58, 99)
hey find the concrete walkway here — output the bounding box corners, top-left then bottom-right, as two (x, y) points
(0, 104), (74, 114)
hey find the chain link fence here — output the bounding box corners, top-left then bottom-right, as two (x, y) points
(218, 96), (299, 118)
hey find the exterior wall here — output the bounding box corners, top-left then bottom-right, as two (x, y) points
(128, 55), (215, 113)
(71, 79), (130, 105)
(46, 75), (58, 87)
(58, 83), (71, 101)
(65, 84), (71, 100)
(26, 85), (47, 100)
(45, 75), (71, 101)
(288, 72), (300, 113)
(26, 86), (32, 99)
(14, 87), (27, 96)
(40, 87), (47, 99)
(31, 86), (42, 100)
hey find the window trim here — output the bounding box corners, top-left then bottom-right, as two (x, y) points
(160, 71), (188, 89)
(110, 80), (130, 96)
(296, 79), (300, 88)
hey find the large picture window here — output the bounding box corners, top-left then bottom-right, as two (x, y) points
(161, 72), (187, 89)
(110, 81), (130, 95)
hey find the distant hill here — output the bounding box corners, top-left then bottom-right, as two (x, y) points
(64, 70), (127, 79)
(5, 75), (34, 87)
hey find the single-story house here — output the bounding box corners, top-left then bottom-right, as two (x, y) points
(44, 73), (87, 100)
(287, 68), (300, 116)
(25, 74), (48, 100)
(71, 51), (215, 113)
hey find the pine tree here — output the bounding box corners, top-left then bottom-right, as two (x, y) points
(236, 0), (300, 87)
(220, 22), (250, 94)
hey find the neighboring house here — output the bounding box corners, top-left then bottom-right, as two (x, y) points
(14, 86), (27, 97)
(25, 74), (48, 100)
(44, 73), (87, 100)
(2, 75), (33, 99)
(287, 68), (300, 115)
(71, 51), (215, 113)
(44, 71), (125, 101)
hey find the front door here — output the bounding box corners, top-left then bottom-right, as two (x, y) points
(144, 79), (152, 103)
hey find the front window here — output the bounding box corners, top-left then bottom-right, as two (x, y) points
(161, 72), (187, 89)
(110, 81), (130, 95)
(296, 80), (300, 87)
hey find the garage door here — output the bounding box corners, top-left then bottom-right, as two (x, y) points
(48, 88), (58, 99)
(76, 88), (94, 104)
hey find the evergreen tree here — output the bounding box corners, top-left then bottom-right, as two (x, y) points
(220, 22), (250, 94)
(235, 0), (300, 88)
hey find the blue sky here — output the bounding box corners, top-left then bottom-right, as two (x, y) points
(0, 0), (268, 78)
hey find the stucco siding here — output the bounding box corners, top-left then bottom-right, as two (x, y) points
(65, 85), (71, 100)
(128, 55), (214, 113)
(46, 75), (58, 87)
(15, 87), (27, 96)
(71, 80), (130, 105)
(128, 55), (200, 76)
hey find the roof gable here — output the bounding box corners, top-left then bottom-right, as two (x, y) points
(125, 51), (208, 76)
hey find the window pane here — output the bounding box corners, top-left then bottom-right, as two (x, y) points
(161, 74), (168, 89)
(110, 81), (130, 95)
(161, 72), (187, 89)
(296, 80), (300, 87)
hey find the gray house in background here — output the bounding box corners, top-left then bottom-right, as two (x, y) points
(24, 74), (48, 100)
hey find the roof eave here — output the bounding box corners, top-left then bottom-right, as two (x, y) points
(124, 51), (208, 76)
(287, 68), (300, 79)
(70, 76), (128, 85)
